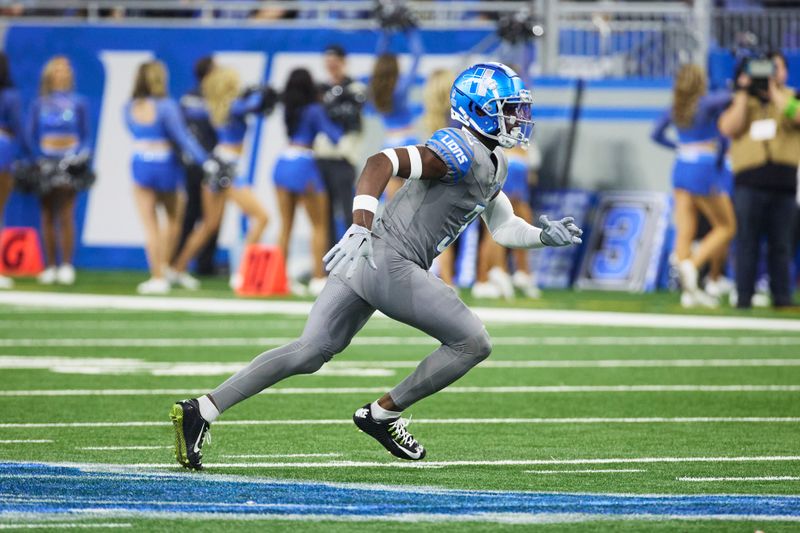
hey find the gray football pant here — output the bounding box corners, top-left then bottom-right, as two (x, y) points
(211, 241), (492, 413)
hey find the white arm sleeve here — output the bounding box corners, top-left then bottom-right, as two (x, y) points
(481, 191), (544, 249)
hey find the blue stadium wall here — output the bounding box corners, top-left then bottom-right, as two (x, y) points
(2, 24), (797, 272)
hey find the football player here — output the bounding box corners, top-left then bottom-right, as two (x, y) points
(170, 62), (582, 468)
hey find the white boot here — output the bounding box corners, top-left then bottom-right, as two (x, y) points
(37, 266), (57, 285)
(488, 267), (514, 300)
(471, 281), (501, 299)
(137, 278), (170, 295)
(678, 259), (698, 292)
(0, 275), (13, 289)
(56, 264), (76, 285)
(511, 271), (541, 299)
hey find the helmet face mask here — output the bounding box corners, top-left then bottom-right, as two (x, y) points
(449, 63), (534, 149)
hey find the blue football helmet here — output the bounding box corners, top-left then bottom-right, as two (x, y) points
(450, 62), (534, 149)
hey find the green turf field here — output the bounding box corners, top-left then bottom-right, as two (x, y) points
(1, 274), (799, 530)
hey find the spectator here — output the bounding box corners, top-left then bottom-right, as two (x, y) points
(170, 66), (271, 291)
(652, 64), (736, 308)
(0, 52), (22, 290)
(176, 56), (219, 276)
(472, 144), (542, 300)
(370, 26), (424, 199)
(27, 56), (91, 286)
(275, 68), (343, 296)
(124, 60), (211, 295)
(719, 51), (800, 308)
(315, 44), (367, 249)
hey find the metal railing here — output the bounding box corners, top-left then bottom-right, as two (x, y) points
(713, 7), (800, 52)
(3, 1), (800, 78)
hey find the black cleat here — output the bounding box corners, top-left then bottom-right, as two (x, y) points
(353, 403), (426, 461)
(169, 399), (211, 470)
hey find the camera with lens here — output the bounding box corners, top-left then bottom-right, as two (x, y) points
(497, 12), (538, 45)
(374, 0), (417, 31)
(732, 32), (775, 100)
(742, 56), (775, 98)
(322, 81), (366, 134)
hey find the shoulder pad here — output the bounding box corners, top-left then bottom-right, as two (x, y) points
(425, 128), (474, 182)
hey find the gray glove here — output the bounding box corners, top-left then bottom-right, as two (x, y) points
(323, 224), (378, 279)
(539, 215), (583, 247)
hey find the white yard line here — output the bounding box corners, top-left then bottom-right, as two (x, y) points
(1, 417), (797, 429)
(6, 356), (800, 379)
(337, 359), (800, 368)
(678, 476), (800, 482)
(0, 524), (132, 530)
(220, 453), (342, 459)
(525, 469), (646, 474)
(5, 336), (800, 348)
(11, 456), (799, 470)
(1, 511), (798, 525)
(1, 291), (799, 331)
(78, 446), (172, 451)
(0, 385), (798, 398)
(0, 440), (52, 444)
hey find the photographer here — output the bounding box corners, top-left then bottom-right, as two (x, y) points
(315, 44), (366, 247)
(718, 51), (800, 308)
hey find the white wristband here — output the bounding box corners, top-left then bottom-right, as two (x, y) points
(380, 149), (399, 176)
(353, 194), (379, 213)
(406, 145), (422, 179)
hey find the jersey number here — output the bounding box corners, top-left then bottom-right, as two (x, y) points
(436, 204), (485, 253)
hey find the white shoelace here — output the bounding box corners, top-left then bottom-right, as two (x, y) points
(388, 417), (418, 448)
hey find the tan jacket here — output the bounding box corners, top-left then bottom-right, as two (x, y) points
(730, 87), (800, 174)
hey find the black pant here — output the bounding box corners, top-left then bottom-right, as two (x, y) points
(733, 185), (797, 308)
(316, 158), (356, 248)
(175, 164), (219, 275)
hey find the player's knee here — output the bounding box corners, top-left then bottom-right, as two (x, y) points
(294, 332), (347, 372)
(475, 328), (493, 360)
(287, 339), (326, 374)
(460, 328), (492, 363)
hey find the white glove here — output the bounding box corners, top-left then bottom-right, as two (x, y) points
(323, 224), (378, 279)
(539, 215), (583, 247)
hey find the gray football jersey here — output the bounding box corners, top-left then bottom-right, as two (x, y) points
(373, 127), (508, 269)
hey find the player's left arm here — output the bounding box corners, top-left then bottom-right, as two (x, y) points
(352, 145), (447, 230)
(482, 191), (583, 249)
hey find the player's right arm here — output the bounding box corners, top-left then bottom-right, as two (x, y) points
(324, 143), (449, 278)
(352, 145), (448, 230)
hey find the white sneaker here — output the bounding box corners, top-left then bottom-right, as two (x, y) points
(511, 271), (541, 299)
(678, 259), (698, 292)
(56, 264), (75, 285)
(37, 266), (57, 285)
(471, 281), (502, 299)
(705, 276), (734, 298)
(308, 277), (327, 297)
(680, 290), (718, 309)
(289, 280), (308, 297)
(488, 267), (514, 300)
(0, 275), (13, 289)
(137, 278), (170, 295)
(170, 270), (200, 290)
(229, 273), (243, 291)
(753, 292), (771, 308)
